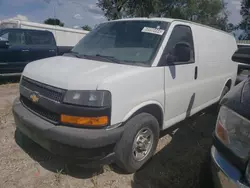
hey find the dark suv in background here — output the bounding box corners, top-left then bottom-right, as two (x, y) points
(211, 47), (250, 188)
(0, 28), (71, 76)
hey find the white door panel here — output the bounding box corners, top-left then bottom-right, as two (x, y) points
(158, 23), (198, 128)
(164, 65), (196, 121)
(191, 24), (238, 108)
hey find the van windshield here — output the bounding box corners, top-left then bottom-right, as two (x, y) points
(71, 20), (168, 66)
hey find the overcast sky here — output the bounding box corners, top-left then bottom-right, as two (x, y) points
(0, 0), (243, 28)
(0, 0), (105, 28)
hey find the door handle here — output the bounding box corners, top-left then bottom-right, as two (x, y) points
(22, 49), (29, 52)
(194, 66), (198, 80)
(49, 49), (55, 52)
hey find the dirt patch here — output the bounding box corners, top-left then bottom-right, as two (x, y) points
(0, 83), (216, 188)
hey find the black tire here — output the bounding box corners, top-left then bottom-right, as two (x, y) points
(114, 113), (160, 173)
(208, 85), (230, 114)
(217, 86), (230, 112)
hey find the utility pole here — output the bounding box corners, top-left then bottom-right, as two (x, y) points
(43, 0), (62, 22)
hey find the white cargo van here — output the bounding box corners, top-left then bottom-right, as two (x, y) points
(13, 18), (238, 173)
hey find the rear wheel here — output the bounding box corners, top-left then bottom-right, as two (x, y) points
(220, 86), (230, 102)
(114, 113), (159, 173)
(207, 85), (230, 114)
(217, 85), (230, 112)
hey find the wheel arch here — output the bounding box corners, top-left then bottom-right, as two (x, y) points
(225, 79), (232, 89)
(218, 78), (233, 100)
(122, 101), (164, 130)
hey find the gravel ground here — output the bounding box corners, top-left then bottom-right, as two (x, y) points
(0, 81), (216, 188)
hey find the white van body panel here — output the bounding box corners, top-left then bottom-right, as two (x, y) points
(155, 21), (199, 129)
(121, 100), (164, 123)
(153, 20), (238, 130)
(23, 57), (165, 126)
(191, 23), (237, 107)
(23, 56), (147, 91)
(97, 67), (164, 125)
(21, 18), (238, 130)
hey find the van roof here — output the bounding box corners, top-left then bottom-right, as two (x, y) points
(107, 17), (233, 36)
(0, 19), (89, 34)
(109, 17), (175, 23)
(0, 28), (53, 34)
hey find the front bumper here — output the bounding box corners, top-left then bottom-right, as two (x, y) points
(12, 97), (124, 163)
(211, 146), (249, 188)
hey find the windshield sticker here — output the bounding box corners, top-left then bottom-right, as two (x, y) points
(141, 27), (165, 35)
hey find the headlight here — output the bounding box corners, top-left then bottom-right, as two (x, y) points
(63, 90), (111, 107)
(215, 106), (250, 159)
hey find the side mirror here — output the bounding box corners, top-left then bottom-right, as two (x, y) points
(167, 42), (191, 64)
(166, 54), (176, 64)
(0, 40), (9, 49)
(232, 47), (250, 64)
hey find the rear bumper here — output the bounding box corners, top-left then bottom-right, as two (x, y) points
(13, 98), (124, 162)
(211, 146), (249, 188)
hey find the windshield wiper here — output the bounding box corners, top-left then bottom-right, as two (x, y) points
(65, 52), (99, 60)
(64, 52), (121, 63)
(94, 55), (149, 66)
(64, 51), (85, 58)
(65, 53), (147, 66)
(94, 54), (121, 64)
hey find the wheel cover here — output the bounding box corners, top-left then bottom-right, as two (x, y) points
(132, 127), (154, 161)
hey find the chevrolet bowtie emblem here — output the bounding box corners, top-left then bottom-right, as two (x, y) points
(30, 92), (39, 103)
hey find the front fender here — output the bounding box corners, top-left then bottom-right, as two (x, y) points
(122, 100), (164, 122)
(97, 67), (165, 125)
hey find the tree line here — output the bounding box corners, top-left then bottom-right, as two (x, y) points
(238, 0), (250, 39)
(43, 0), (250, 38)
(97, 0), (232, 31)
(43, 18), (92, 31)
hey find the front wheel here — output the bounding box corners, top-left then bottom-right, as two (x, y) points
(114, 113), (159, 173)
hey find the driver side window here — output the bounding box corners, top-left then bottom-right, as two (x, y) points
(0, 30), (26, 45)
(0, 33), (8, 41)
(159, 25), (195, 66)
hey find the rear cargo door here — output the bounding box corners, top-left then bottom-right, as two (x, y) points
(25, 30), (57, 61)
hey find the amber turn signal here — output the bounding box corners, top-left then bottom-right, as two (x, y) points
(216, 120), (229, 144)
(61, 114), (108, 127)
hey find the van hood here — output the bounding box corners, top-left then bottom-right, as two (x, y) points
(22, 56), (142, 90)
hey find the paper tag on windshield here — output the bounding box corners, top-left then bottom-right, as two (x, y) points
(141, 27), (165, 35)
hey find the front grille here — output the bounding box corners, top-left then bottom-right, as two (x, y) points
(21, 77), (66, 102)
(21, 96), (60, 123)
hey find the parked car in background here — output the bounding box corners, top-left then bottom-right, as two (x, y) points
(0, 19), (89, 48)
(0, 28), (86, 76)
(13, 18), (237, 173)
(236, 42), (250, 84)
(211, 48), (250, 188)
